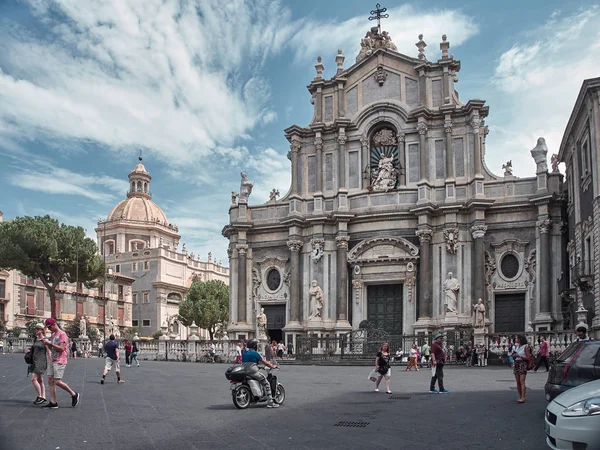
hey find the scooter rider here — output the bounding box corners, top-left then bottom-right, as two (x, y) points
(242, 339), (279, 408)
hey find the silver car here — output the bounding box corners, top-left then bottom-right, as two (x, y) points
(545, 378), (600, 449)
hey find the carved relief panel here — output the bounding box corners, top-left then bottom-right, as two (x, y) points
(253, 256), (290, 303)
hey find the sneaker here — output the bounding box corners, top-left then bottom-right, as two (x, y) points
(439, 389), (450, 394)
(41, 402), (58, 409)
(267, 402), (280, 408)
(429, 389), (438, 393)
(34, 397), (47, 405)
(118, 380), (125, 384)
(100, 379), (104, 384)
(375, 388), (379, 392)
(71, 393), (80, 407)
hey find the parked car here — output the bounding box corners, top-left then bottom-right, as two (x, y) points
(545, 378), (600, 449)
(545, 340), (600, 402)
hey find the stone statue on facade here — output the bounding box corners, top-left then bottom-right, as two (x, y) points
(372, 155), (397, 192)
(550, 153), (560, 173)
(443, 272), (460, 314)
(239, 172), (254, 203)
(231, 191), (238, 205)
(252, 268), (261, 300)
(256, 307), (267, 339)
(308, 280), (324, 320)
(502, 160), (513, 176)
(473, 298), (486, 328)
(356, 27), (398, 62)
(268, 189), (280, 202)
(79, 315), (87, 338)
(443, 228), (459, 254)
(530, 137), (548, 173)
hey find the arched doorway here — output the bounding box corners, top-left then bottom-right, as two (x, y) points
(262, 304), (286, 343)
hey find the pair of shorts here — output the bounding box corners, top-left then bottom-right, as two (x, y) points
(104, 357), (121, 372)
(47, 363), (66, 379)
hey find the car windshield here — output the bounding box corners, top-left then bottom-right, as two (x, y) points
(554, 342), (583, 363)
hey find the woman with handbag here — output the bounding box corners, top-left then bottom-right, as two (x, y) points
(374, 343), (392, 394)
(29, 323), (50, 405)
(511, 335), (533, 403)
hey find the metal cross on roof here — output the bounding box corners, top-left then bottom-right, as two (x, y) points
(368, 3), (389, 34)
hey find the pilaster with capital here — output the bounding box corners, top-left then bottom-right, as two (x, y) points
(360, 134), (369, 189)
(289, 140), (301, 195)
(537, 219), (552, 315)
(416, 228), (433, 319)
(286, 239), (303, 324)
(314, 136), (323, 192)
(398, 133), (406, 185)
(444, 121), (454, 180)
(470, 116), (483, 177)
(336, 235), (350, 324)
(417, 122), (428, 181)
(337, 131), (347, 190)
(236, 244), (248, 323)
(471, 224), (487, 303)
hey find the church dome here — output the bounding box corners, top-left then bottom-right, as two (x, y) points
(107, 196), (168, 223)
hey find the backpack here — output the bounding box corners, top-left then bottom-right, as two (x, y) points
(24, 346), (34, 365)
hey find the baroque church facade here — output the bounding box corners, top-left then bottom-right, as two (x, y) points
(224, 28), (567, 346)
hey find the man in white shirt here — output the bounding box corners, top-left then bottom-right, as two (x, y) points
(575, 325), (592, 342)
(209, 342), (216, 363)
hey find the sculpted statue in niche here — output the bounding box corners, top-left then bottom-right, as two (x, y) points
(252, 268), (261, 299)
(443, 272), (460, 314)
(372, 155), (397, 192)
(372, 129), (397, 146)
(256, 307), (267, 339)
(308, 280), (324, 320)
(79, 315), (87, 337)
(473, 298), (486, 328)
(238, 172), (254, 202)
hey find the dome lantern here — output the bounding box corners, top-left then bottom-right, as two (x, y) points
(128, 150), (152, 199)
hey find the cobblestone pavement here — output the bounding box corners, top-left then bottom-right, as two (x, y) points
(0, 355), (549, 450)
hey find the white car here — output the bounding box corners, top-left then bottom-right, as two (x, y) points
(545, 378), (600, 449)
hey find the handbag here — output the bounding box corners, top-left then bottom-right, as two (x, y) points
(377, 364), (389, 375)
(367, 368), (379, 382)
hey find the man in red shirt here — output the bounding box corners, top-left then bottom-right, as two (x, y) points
(429, 333), (450, 393)
(124, 340), (133, 367)
(533, 336), (549, 372)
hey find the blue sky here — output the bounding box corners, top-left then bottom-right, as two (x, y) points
(1, 0), (599, 265)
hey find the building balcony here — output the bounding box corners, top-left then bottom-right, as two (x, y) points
(573, 260), (595, 291)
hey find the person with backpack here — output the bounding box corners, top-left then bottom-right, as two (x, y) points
(28, 323), (49, 405)
(130, 341), (140, 367)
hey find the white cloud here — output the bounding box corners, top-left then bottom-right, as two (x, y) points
(487, 6), (600, 177)
(288, 5), (479, 69)
(8, 165), (128, 203)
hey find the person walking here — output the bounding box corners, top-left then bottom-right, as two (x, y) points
(130, 341), (140, 367)
(511, 334), (533, 403)
(70, 341), (77, 359)
(277, 342), (284, 358)
(29, 323), (49, 405)
(8, 338), (14, 354)
(287, 340), (293, 358)
(41, 318), (80, 409)
(429, 333), (449, 394)
(264, 341), (272, 362)
(101, 335), (124, 384)
(405, 344), (420, 371)
(534, 336), (549, 372)
(124, 340), (132, 367)
(97, 341), (104, 358)
(235, 342), (242, 364)
(420, 341), (430, 368)
(374, 343), (392, 394)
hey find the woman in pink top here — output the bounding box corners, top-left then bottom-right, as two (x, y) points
(533, 336), (550, 372)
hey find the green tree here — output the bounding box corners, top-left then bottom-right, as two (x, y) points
(24, 319), (44, 338)
(0, 215), (106, 319)
(179, 280), (229, 340)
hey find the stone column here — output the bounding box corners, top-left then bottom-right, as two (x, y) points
(471, 116), (482, 177)
(315, 135), (323, 192)
(471, 224), (488, 303)
(537, 219), (552, 313)
(335, 235), (350, 325)
(445, 121), (454, 179)
(398, 133), (406, 186)
(289, 140), (301, 195)
(416, 228), (433, 319)
(417, 122), (428, 181)
(360, 134), (369, 188)
(337, 132), (347, 189)
(236, 244), (248, 323)
(286, 239), (303, 325)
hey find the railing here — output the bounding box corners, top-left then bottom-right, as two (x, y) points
(487, 331), (576, 363)
(574, 260), (595, 279)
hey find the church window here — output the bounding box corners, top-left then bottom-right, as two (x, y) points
(144, 261), (149, 270)
(132, 293), (137, 304)
(368, 127), (399, 190)
(137, 181), (142, 192)
(0, 279), (5, 299)
(144, 182), (148, 193)
(143, 292), (149, 303)
(500, 254), (519, 279)
(266, 268), (281, 291)
(105, 240), (115, 255)
(173, 322), (179, 334)
(131, 181), (135, 192)
(132, 319), (139, 327)
(115, 264), (120, 273)
(142, 319), (150, 327)
(132, 262), (138, 272)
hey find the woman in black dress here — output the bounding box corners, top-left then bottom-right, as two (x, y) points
(374, 343), (392, 394)
(29, 323), (49, 405)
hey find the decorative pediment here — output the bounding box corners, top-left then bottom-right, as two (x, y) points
(348, 236), (419, 264)
(490, 239), (529, 253)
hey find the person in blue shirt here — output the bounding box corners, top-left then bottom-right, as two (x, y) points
(242, 339), (279, 408)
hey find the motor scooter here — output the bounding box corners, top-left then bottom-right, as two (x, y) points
(225, 365), (285, 409)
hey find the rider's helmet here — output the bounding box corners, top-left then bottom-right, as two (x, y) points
(247, 339), (259, 350)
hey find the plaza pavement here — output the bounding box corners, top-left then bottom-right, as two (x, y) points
(0, 355), (550, 450)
